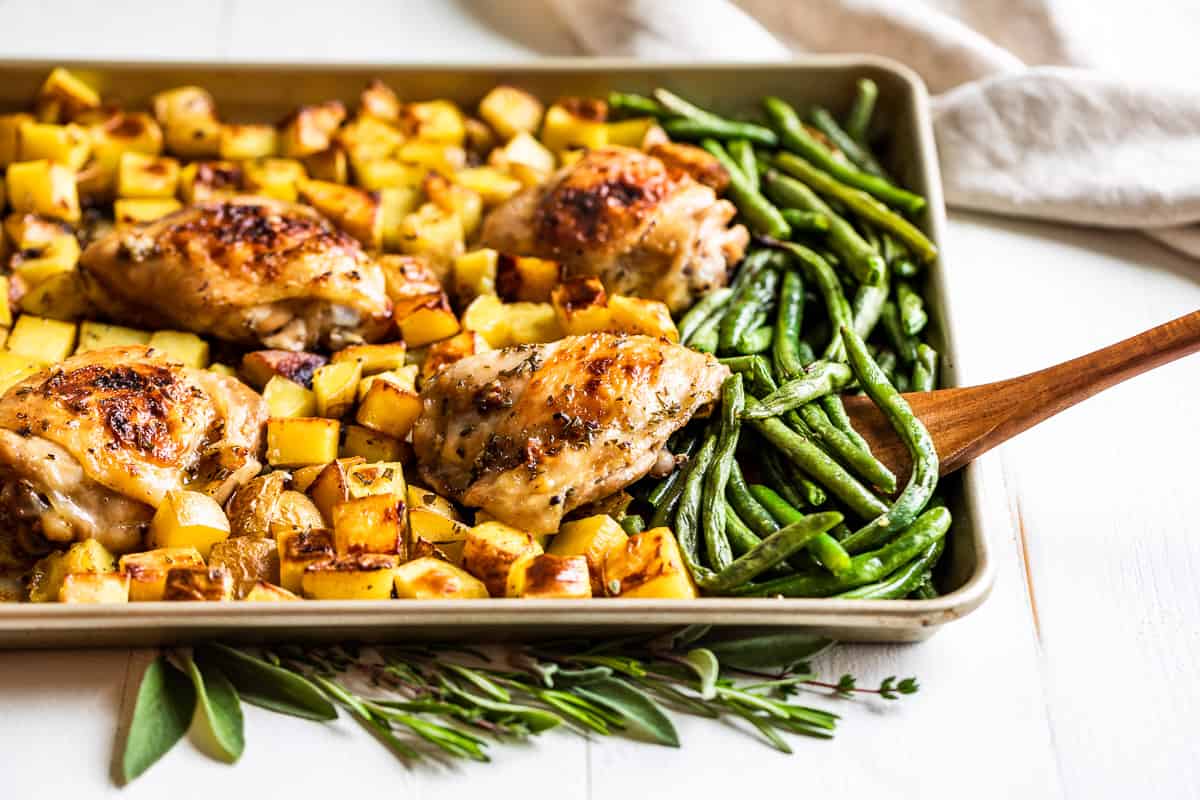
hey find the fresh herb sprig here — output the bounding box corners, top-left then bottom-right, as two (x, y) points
(117, 628), (917, 784)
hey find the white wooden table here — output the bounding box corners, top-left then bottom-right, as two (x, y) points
(2, 4), (1198, 798)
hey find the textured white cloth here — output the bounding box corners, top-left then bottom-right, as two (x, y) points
(537, 0), (1200, 258)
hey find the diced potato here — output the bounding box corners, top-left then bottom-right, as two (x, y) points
(551, 277), (612, 336)
(279, 101), (347, 158)
(10, 233), (80, 286)
(540, 103), (608, 156)
(407, 485), (460, 520)
(454, 166), (523, 206)
(148, 490), (231, 559)
(5, 160), (79, 222)
(549, 514), (628, 595)
(59, 572), (130, 604)
(0, 114), (34, 167)
(409, 535), (465, 566)
(297, 178), (381, 248)
(243, 157), (307, 202)
(331, 342), (407, 374)
(311, 360), (362, 418)
(463, 116), (498, 158)
(603, 527), (698, 599)
(395, 140), (465, 175)
(276, 527), (335, 594)
(506, 553), (592, 599)
(608, 295), (679, 341)
(7, 314), (76, 362)
(453, 248), (499, 305)
(377, 254), (444, 302)
(409, 508), (470, 545)
(301, 553), (398, 599)
(423, 173), (483, 236)
(461, 521), (544, 597)
(147, 330), (209, 367)
(152, 85), (217, 127)
(165, 115), (221, 159)
(460, 294), (508, 348)
(262, 375), (317, 418)
(289, 464), (326, 492)
(208, 536), (280, 597)
(86, 112), (164, 197)
(227, 472), (322, 540)
(360, 80), (401, 122)
(396, 202), (464, 282)
(337, 114), (404, 167)
(219, 123), (278, 160)
(4, 212), (69, 248)
(394, 291), (460, 347)
(27, 539), (117, 603)
(606, 117), (657, 147)
(163, 565), (234, 601)
(306, 457), (365, 520)
(393, 558), (488, 599)
(184, 445), (267, 507)
(267, 417), (340, 467)
(490, 132), (555, 187)
(421, 330), (487, 381)
(120, 547), (205, 602)
(345, 460), (406, 501)
(178, 161), (244, 204)
(240, 349), (327, 389)
(76, 321), (151, 353)
(507, 301), (563, 346)
(380, 186), (422, 251)
(303, 146), (349, 184)
(37, 68), (101, 121)
(478, 86), (544, 141)
(116, 151), (179, 198)
(113, 198), (182, 225)
(18, 121), (91, 169)
(400, 100), (465, 144)
(18, 271), (91, 321)
(356, 374), (422, 438)
(208, 363), (236, 377)
(495, 253), (561, 303)
(0, 351), (43, 393)
(340, 424), (405, 462)
(332, 493), (407, 556)
(355, 158), (425, 191)
(244, 581), (300, 602)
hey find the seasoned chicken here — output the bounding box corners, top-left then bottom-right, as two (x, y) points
(0, 346), (266, 555)
(413, 333), (729, 533)
(80, 197), (392, 350)
(479, 146), (748, 313)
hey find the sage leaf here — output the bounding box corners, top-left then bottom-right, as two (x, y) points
(682, 648), (720, 700)
(120, 656), (196, 784)
(195, 644), (336, 721)
(184, 654), (245, 763)
(574, 678), (679, 747)
(701, 631), (833, 670)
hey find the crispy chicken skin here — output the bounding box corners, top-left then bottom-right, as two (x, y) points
(479, 146), (748, 312)
(79, 197), (392, 351)
(413, 333), (729, 533)
(0, 346), (266, 554)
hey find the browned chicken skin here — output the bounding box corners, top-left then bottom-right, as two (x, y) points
(0, 346), (266, 554)
(480, 146), (748, 312)
(413, 333), (729, 533)
(79, 197), (392, 351)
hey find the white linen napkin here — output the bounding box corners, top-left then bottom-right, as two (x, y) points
(533, 0), (1200, 258)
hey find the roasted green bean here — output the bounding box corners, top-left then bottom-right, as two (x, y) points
(701, 375), (744, 570)
(728, 139), (759, 192)
(742, 361), (853, 419)
(780, 208), (831, 235)
(836, 539), (944, 599)
(678, 287), (734, 345)
(747, 485), (851, 576)
(910, 343), (938, 392)
(670, 434), (718, 576)
(772, 269), (806, 381)
(700, 512), (844, 592)
(895, 281), (928, 336)
(766, 240), (854, 361)
(657, 89), (779, 146)
(845, 78), (878, 144)
(701, 138), (790, 238)
(809, 105), (885, 177)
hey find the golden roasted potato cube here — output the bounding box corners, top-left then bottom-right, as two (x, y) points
(603, 527), (698, 599)
(478, 86), (543, 141)
(332, 493), (407, 556)
(277, 527), (335, 594)
(410, 536), (465, 566)
(606, 117), (657, 147)
(549, 514), (628, 595)
(162, 96), (222, 158)
(208, 536), (280, 597)
(7, 314), (77, 362)
(508, 301), (563, 346)
(10, 233), (80, 286)
(355, 158), (424, 191)
(28, 539), (117, 603)
(453, 248), (498, 305)
(454, 166), (523, 206)
(360, 80), (401, 122)
(551, 277), (612, 336)
(244, 580), (300, 601)
(490, 132), (554, 186)
(301, 553), (398, 599)
(153, 86), (217, 128)
(393, 558), (487, 599)
(340, 424), (405, 462)
(163, 565), (234, 601)
(463, 116), (498, 158)
(608, 295), (679, 341)
(219, 123), (277, 160)
(380, 186), (422, 252)
(297, 178), (381, 248)
(496, 253), (561, 303)
(331, 342), (407, 374)
(0, 114), (33, 167)
(346, 460), (406, 500)
(289, 464), (326, 493)
(409, 508), (470, 545)
(37, 68), (101, 121)
(59, 572), (130, 604)
(280, 101), (347, 158)
(306, 457), (365, 519)
(87, 110), (164, 169)
(377, 253), (443, 302)
(267, 417), (340, 467)
(240, 349), (326, 390)
(394, 292), (460, 348)
(226, 473), (323, 540)
(407, 485), (460, 521)
(401, 100), (465, 144)
(113, 198), (182, 226)
(148, 489), (231, 559)
(116, 151), (179, 198)
(5, 160), (79, 222)
(303, 146), (349, 184)
(0, 277), (9, 327)
(423, 173), (483, 236)
(263, 375), (317, 418)
(461, 521), (544, 597)
(18, 122), (91, 169)
(422, 330), (487, 381)
(338, 114), (404, 167)
(243, 157), (307, 202)
(311, 359), (362, 418)
(540, 103), (608, 156)
(4, 211), (69, 248)
(147, 330), (209, 367)
(396, 202), (464, 281)
(120, 547), (205, 602)
(179, 160), (244, 204)
(0, 351), (43, 393)
(355, 377), (422, 439)
(506, 553), (592, 599)
(396, 140), (465, 175)
(460, 294), (509, 348)
(18, 271), (91, 321)
(76, 321), (151, 353)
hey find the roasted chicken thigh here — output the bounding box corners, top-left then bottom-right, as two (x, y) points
(413, 333), (729, 533)
(80, 197), (392, 350)
(480, 146), (748, 312)
(0, 346), (266, 554)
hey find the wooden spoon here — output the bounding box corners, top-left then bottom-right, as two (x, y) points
(842, 309), (1200, 481)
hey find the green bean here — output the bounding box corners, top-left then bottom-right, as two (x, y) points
(836, 539), (945, 599)
(700, 512), (844, 593)
(911, 344), (938, 392)
(795, 340), (816, 366)
(732, 505), (951, 597)
(774, 152), (937, 263)
(656, 89), (779, 147)
(780, 208), (831, 235)
(644, 433), (700, 508)
(838, 327), (940, 554)
(795, 402), (897, 493)
(911, 572), (939, 599)
(763, 170), (884, 287)
(607, 91), (668, 118)
(766, 240), (854, 361)
(726, 460), (779, 538)
(728, 248), (775, 294)
(874, 348), (898, 383)
(851, 253), (889, 339)
(820, 394), (872, 455)
(701, 375), (744, 571)
(669, 434), (718, 576)
(880, 301), (918, 364)
(772, 269), (806, 381)
(701, 139), (790, 238)
(721, 500), (762, 554)
(892, 255), (921, 279)
(719, 265), (778, 353)
(763, 96), (925, 215)
(895, 281), (928, 336)
(739, 325), (773, 354)
(719, 354), (777, 397)
(747, 485), (851, 576)
(745, 396), (889, 521)
(678, 287), (734, 344)
(742, 360), (852, 419)
(845, 78), (878, 144)
(728, 139), (759, 192)
(620, 515), (646, 536)
(809, 106), (886, 177)
(758, 451), (811, 509)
